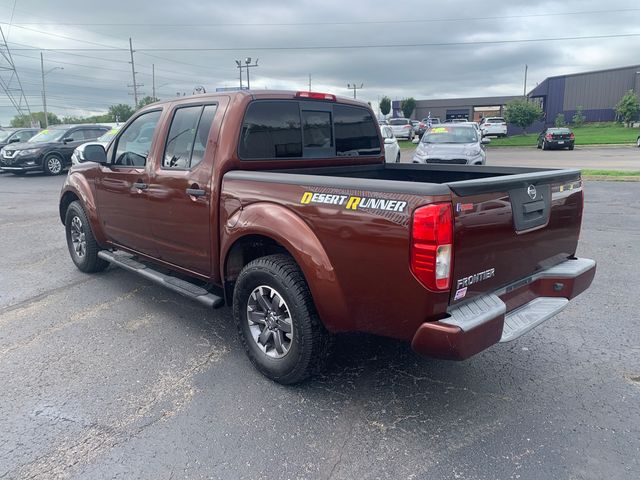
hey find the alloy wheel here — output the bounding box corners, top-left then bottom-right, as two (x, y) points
(246, 285), (293, 358)
(47, 156), (62, 174)
(70, 215), (87, 259)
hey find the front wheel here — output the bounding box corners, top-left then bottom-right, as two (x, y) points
(636, 136), (640, 147)
(65, 201), (109, 273)
(233, 254), (333, 384)
(542, 140), (549, 150)
(43, 153), (64, 175)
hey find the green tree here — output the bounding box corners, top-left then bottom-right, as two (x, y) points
(10, 111), (60, 128)
(504, 99), (542, 134)
(572, 105), (586, 127)
(401, 97), (416, 119)
(137, 96), (159, 109)
(379, 96), (391, 116)
(554, 113), (566, 127)
(108, 104), (135, 123)
(615, 90), (640, 126)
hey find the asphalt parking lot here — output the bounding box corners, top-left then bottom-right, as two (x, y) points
(401, 145), (640, 169)
(0, 172), (638, 479)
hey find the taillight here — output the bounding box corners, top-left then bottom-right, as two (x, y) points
(410, 203), (454, 291)
(404, 125), (411, 129)
(296, 91), (336, 101)
(546, 133), (553, 140)
(570, 133), (575, 139)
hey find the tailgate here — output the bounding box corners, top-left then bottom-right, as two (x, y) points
(446, 170), (583, 305)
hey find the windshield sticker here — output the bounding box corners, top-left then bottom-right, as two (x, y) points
(300, 191), (407, 213)
(40, 129), (49, 134)
(431, 127), (448, 133)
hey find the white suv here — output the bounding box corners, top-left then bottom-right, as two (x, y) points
(480, 117), (507, 137)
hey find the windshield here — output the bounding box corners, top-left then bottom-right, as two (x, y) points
(0, 131), (14, 141)
(29, 129), (65, 143)
(422, 126), (478, 144)
(97, 128), (120, 142)
(389, 119), (409, 126)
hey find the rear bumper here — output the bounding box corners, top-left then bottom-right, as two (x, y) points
(411, 257), (596, 360)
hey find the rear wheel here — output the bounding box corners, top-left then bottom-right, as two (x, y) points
(233, 254), (333, 384)
(542, 140), (549, 150)
(568, 144), (574, 150)
(636, 136), (640, 147)
(43, 153), (64, 175)
(65, 201), (109, 273)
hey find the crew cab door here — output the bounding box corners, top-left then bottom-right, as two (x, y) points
(95, 109), (163, 257)
(145, 103), (218, 277)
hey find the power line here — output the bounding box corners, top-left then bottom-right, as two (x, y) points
(3, 8), (639, 26)
(6, 33), (640, 52)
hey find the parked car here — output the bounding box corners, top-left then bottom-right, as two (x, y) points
(480, 117), (507, 137)
(60, 90), (594, 384)
(0, 124), (110, 175)
(381, 125), (401, 163)
(71, 126), (122, 166)
(537, 127), (575, 150)
(388, 117), (415, 140)
(378, 119), (388, 126)
(421, 117), (441, 126)
(0, 128), (40, 150)
(458, 121), (482, 136)
(411, 120), (427, 138)
(445, 119), (467, 124)
(413, 124), (490, 165)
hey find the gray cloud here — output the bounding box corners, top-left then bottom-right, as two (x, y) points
(1, 0), (639, 123)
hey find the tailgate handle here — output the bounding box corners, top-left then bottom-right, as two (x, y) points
(522, 200), (545, 214)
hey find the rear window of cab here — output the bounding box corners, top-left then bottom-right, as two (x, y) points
(238, 100), (381, 160)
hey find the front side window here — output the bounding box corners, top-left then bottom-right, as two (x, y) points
(113, 110), (162, 167)
(239, 101), (302, 159)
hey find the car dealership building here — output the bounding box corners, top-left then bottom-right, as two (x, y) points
(395, 64), (640, 127)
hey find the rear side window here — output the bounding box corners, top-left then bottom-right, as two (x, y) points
(334, 105), (380, 156)
(239, 101), (302, 159)
(163, 105), (217, 169)
(239, 100), (380, 160)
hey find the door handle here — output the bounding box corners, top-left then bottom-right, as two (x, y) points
(186, 188), (206, 197)
(133, 181), (148, 190)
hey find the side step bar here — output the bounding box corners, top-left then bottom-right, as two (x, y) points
(98, 251), (224, 309)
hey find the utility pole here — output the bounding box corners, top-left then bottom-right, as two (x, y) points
(152, 63), (156, 100)
(235, 60), (243, 89)
(244, 58), (259, 90)
(523, 64), (528, 98)
(128, 37), (140, 106)
(40, 52), (47, 128)
(347, 83), (363, 99)
(40, 52), (62, 128)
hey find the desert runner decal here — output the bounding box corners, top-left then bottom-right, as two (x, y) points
(300, 191), (407, 213)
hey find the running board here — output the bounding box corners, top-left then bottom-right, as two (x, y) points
(98, 251), (224, 309)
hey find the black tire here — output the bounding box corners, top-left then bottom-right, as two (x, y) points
(568, 145), (574, 150)
(536, 141), (542, 149)
(43, 153), (64, 175)
(542, 140), (548, 150)
(396, 152), (401, 163)
(64, 201), (109, 273)
(233, 254), (333, 384)
(636, 136), (639, 147)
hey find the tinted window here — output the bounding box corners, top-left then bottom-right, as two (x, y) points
(113, 110), (162, 167)
(239, 101), (302, 159)
(190, 105), (216, 168)
(389, 119), (409, 126)
(79, 129), (106, 141)
(334, 105), (381, 156)
(302, 110), (332, 148)
(164, 106), (202, 168)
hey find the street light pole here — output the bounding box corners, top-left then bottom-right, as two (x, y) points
(40, 52), (63, 128)
(244, 58), (259, 90)
(347, 83), (363, 99)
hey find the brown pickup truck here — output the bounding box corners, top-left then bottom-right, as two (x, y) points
(59, 90), (596, 384)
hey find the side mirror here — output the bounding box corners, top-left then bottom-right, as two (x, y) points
(384, 137), (395, 144)
(84, 144), (108, 164)
(63, 137), (74, 144)
(9, 137), (20, 143)
(481, 137), (491, 145)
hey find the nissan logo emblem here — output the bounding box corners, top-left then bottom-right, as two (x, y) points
(527, 184), (537, 200)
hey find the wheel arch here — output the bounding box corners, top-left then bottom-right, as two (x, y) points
(59, 176), (108, 246)
(220, 203), (349, 332)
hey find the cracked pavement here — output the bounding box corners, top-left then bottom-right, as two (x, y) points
(0, 173), (638, 479)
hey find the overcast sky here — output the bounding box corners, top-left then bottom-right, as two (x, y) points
(1, 0), (639, 124)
